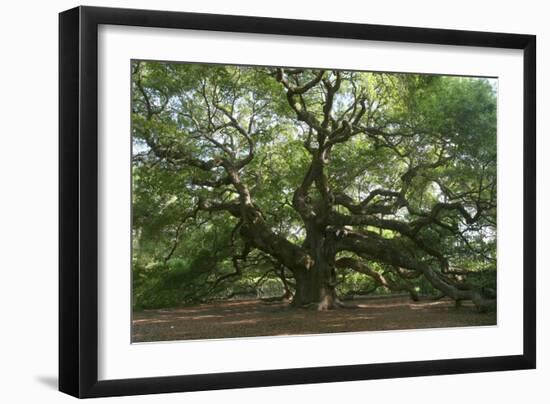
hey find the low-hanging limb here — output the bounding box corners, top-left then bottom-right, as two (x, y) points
(335, 257), (419, 301)
(335, 230), (494, 311)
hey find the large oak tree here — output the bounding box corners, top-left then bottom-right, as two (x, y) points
(132, 61), (497, 311)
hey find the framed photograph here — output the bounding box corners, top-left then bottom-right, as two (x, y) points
(59, 6), (536, 398)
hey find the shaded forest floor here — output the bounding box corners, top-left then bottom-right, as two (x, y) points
(132, 295), (496, 342)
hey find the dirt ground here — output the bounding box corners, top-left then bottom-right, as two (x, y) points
(132, 295), (496, 342)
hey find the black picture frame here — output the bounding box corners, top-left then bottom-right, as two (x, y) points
(59, 5), (536, 398)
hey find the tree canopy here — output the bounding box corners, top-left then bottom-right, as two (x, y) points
(131, 61), (497, 311)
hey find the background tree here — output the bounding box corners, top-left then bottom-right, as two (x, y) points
(132, 61), (497, 311)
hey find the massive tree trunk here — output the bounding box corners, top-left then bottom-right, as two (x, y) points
(292, 256), (337, 310)
(290, 222), (338, 310)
